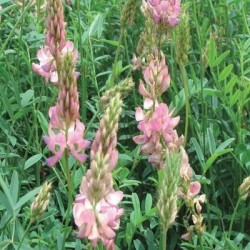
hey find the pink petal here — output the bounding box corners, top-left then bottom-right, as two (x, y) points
(106, 191), (123, 205)
(143, 98), (154, 109)
(135, 107), (144, 121)
(189, 181), (201, 196)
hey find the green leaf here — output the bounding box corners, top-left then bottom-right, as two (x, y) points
(145, 193), (152, 215)
(10, 171), (19, 204)
(207, 128), (216, 154)
(225, 75), (238, 94)
(230, 89), (241, 106)
(14, 187), (40, 211)
(82, 13), (104, 41)
(35, 110), (48, 135)
(119, 154), (133, 162)
(0, 175), (14, 211)
(0, 191), (14, 213)
(24, 153), (43, 170)
(20, 89), (34, 107)
(126, 222), (136, 247)
(225, 238), (239, 250)
(219, 64), (233, 82)
(204, 149), (233, 173)
(202, 88), (221, 96)
(134, 239), (145, 250)
(98, 39), (119, 46)
(132, 193), (141, 224)
(0, 85), (13, 119)
(191, 138), (205, 164)
(211, 50), (230, 67)
(208, 37), (217, 66)
(215, 138), (235, 152)
(0, 240), (12, 250)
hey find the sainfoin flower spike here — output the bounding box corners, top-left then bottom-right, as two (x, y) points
(31, 182), (52, 221)
(43, 53), (89, 167)
(32, 0), (79, 85)
(73, 93), (124, 250)
(143, 0), (181, 27)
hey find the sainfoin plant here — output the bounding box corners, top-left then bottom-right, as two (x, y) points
(0, 0), (250, 249)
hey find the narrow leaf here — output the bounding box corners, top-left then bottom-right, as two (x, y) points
(219, 64), (233, 82)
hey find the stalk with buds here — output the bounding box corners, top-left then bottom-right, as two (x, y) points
(133, 1), (205, 248)
(73, 93), (124, 250)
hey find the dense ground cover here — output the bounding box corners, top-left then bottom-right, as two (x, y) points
(0, 0), (250, 249)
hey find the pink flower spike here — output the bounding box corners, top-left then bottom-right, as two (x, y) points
(146, 0), (181, 27)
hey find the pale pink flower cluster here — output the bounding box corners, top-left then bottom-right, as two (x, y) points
(74, 184), (123, 250)
(138, 53), (170, 107)
(32, 42), (79, 85)
(133, 51), (184, 168)
(134, 103), (183, 168)
(32, 0), (79, 85)
(180, 147), (202, 196)
(73, 94), (123, 249)
(43, 107), (90, 167)
(42, 52), (89, 167)
(142, 0), (181, 27)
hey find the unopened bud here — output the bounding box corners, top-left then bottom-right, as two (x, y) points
(239, 176), (250, 201)
(120, 0), (137, 27)
(31, 182), (52, 220)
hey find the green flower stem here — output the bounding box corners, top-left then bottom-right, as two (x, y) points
(18, 219), (33, 250)
(204, 183), (212, 232)
(160, 228), (167, 250)
(108, 27), (125, 88)
(198, 232), (204, 249)
(62, 150), (73, 249)
(76, 0), (87, 122)
(228, 198), (241, 239)
(179, 61), (190, 146)
(84, 109), (100, 137)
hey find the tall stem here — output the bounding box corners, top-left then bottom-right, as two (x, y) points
(76, 0), (87, 122)
(228, 199), (241, 239)
(62, 150), (73, 249)
(179, 61), (190, 146)
(18, 219), (33, 250)
(160, 228), (167, 250)
(108, 28), (125, 88)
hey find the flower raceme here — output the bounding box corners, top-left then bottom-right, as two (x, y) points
(43, 53), (89, 167)
(73, 94), (124, 250)
(142, 0), (181, 27)
(74, 187), (123, 250)
(138, 52), (170, 107)
(134, 103), (183, 168)
(32, 41), (79, 84)
(32, 0), (79, 85)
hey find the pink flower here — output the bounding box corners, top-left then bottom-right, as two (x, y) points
(133, 103), (182, 168)
(180, 147), (193, 180)
(138, 53), (170, 102)
(32, 41), (79, 85)
(188, 181), (201, 197)
(32, 46), (55, 83)
(43, 129), (66, 167)
(43, 106), (90, 167)
(146, 0), (181, 27)
(73, 190), (124, 250)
